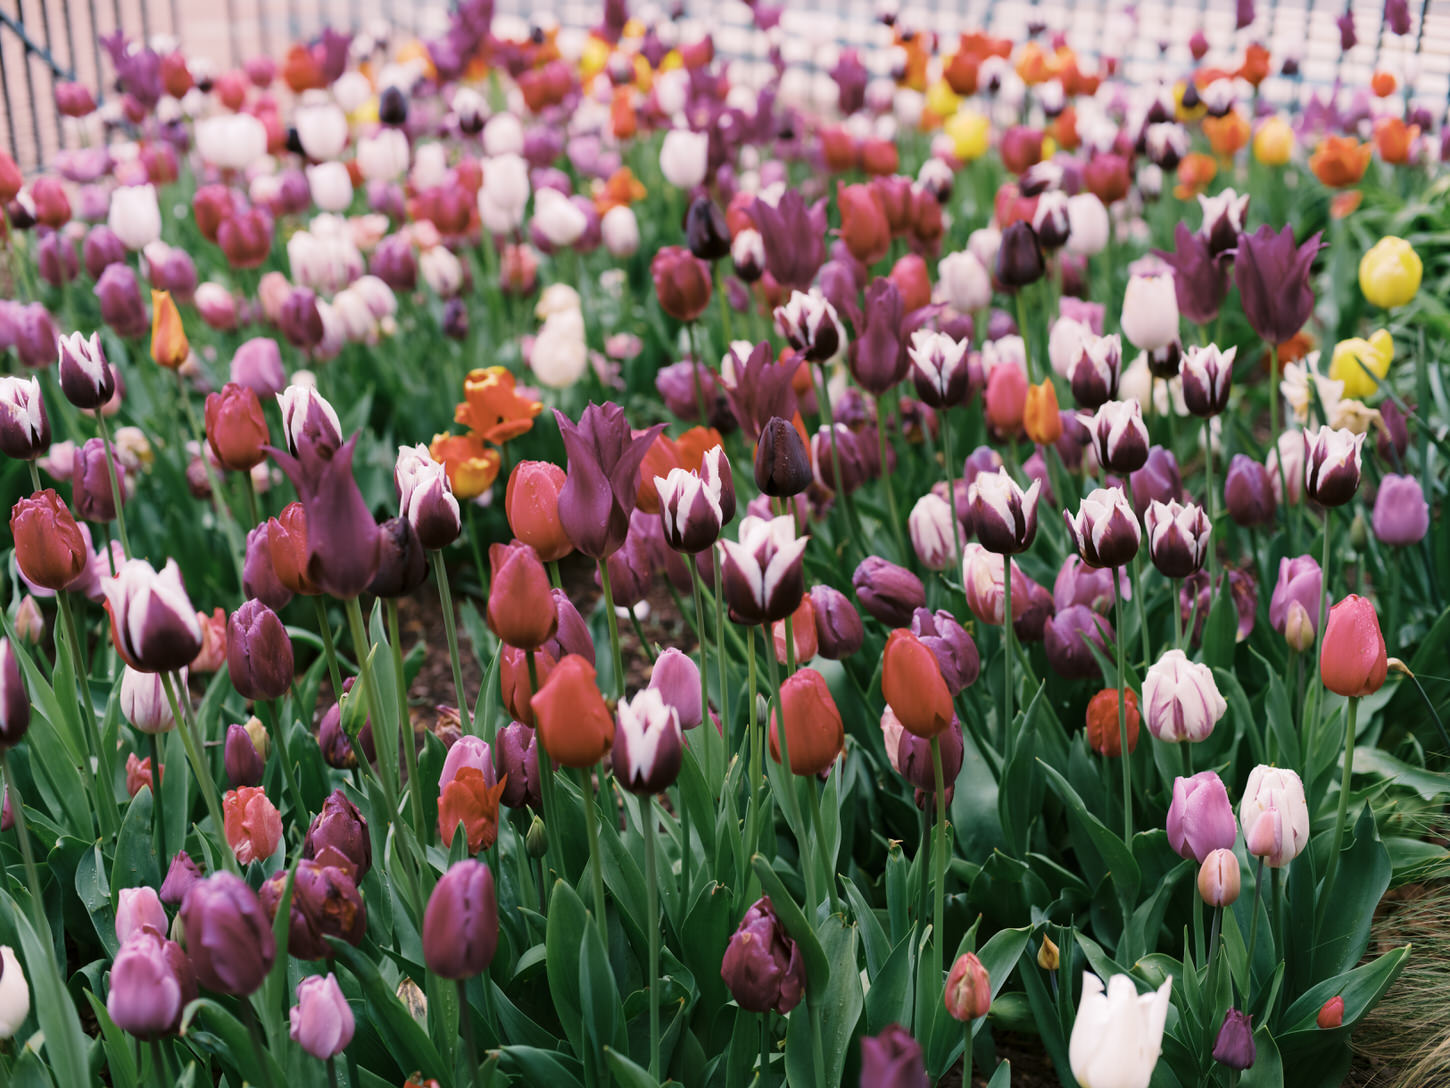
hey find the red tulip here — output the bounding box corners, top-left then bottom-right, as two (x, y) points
(1319, 595), (1387, 697)
(500, 646), (555, 727)
(881, 629), (954, 738)
(505, 461), (572, 562)
(837, 183), (890, 265)
(11, 490), (88, 590)
(485, 541), (557, 651)
(652, 246), (711, 323)
(204, 382), (269, 471)
(530, 654), (615, 768)
(768, 667), (844, 776)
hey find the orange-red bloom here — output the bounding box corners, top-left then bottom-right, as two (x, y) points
(1204, 111), (1250, 157)
(455, 366), (543, 445)
(438, 768), (508, 852)
(530, 654), (615, 767)
(150, 289), (189, 369)
(1310, 136), (1372, 188)
(1085, 688), (1140, 756)
(223, 786), (282, 865)
(1374, 118), (1417, 165)
(838, 182), (890, 265)
(11, 489), (87, 591)
(505, 460), (572, 562)
(881, 629), (954, 738)
(267, 502), (319, 597)
(429, 433), (501, 500)
(1023, 380), (1062, 446)
(768, 667), (844, 776)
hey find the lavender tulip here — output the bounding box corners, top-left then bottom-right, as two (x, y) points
(179, 872), (276, 996)
(1166, 770), (1237, 862)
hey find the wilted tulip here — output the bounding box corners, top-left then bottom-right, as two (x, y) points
(179, 872), (277, 995)
(260, 858), (365, 960)
(290, 973), (354, 1060)
(1065, 488), (1140, 569)
(1241, 764), (1310, 868)
(422, 860), (497, 979)
(1320, 595), (1387, 697)
(1068, 974), (1172, 1088)
(720, 897), (806, 1014)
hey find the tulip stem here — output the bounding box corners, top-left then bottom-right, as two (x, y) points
(930, 737), (948, 973)
(1002, 563), (1014, 761)
(712, 551), (731, 759)
(344, 597), (400, 823)
(239, 1003), (277, 1088)
(242, 470), (262, 533)
(527, 652), (563, 884)
(456, 979), (483, 1088)
(150, 1039), (172, 1086)
(1201, 418), (1216, 580)
(386, 602), (426, 842)
(312, 599), (345, 706)
(628, 610), (656, 664)
(743, 626), (763, 862)
(260, 700), (305, 833)
(1014, 290), (1035, 385)
(578, 766), (609, 946)
(547, 560), (562, 591)
(643, 801), (661, 1081)
(1323, 696), (1360, 898)
(1269, 342), (1287, 530)
(759, 1013), (771, 1085)
(597, 560), (626, 700)
(686, 322), (710, 424)
(1112, 573), (1133, 841)
(55, 590), (117, 837)
(962, 1022), (973, 1088)
(0, 752), (48, 935)
(94, 411), (132, 559)
(875, 396), (909, 562)
(1245, 857), (1265, 990)
(762, 628), (808, 905)
(1172, 578), (1184, 650)
(940, 413), (964, 578)
(430, 550), (474, 737)
(149, 732), (166, 861)
(1122, 480), (1151, 669)
(805, 775), (840, 916)
(813, 367), (864, 554)
(713, 263), (735, 347)
(26, 460), (40, 493)
(161, 670), (236, 874)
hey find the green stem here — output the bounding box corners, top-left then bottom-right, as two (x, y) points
(930, 737), (948, 973)
(1112, 573), (1133, 841)
(712, 550), (730, 752)
(1245, 857), (1265, 990)
(242, 469), (262, 532)
(759, 1013), (771, 1086)
(744, 626), (762, 860)
(813, 368), (863, 550)
(94, 411), (132, 559)
(713, 262), (734, 346)
(430, 550), (474, 736)
(527, 651), (563, 883)
(1322, 696), (1360, 896)
(239, 1002), (277, 1088)
(313, 598), (345, 703)
(161, 671), (236, 874)
(762, 628), (808, 905)
(963, 1022), (973, 1088)
(0, 752), (48, 934)
(579, 766), (609, 946)
(388, 601), (426, 841)
(597, 560), (626, 700)
(941, 413), (963, 577)
(804, 775), (840, 915)
(259, 700), (304, 828)
(149, 733), (166, 862)
(1123, 479), (1151, 669)
(344, 597), (398, 821)
(26, 460), (41, 493)
(1002, 561), (1014, 760)
(456, 979), (483, 1088)
(1202, 418), (1216, 580)
(56, 591), (117, 836)
(643, 803), (661, 1080)
(1014, 290), (1036, 384)
(1172, 577), (1184, 650)
(175, 373), (245, 590)
(628, 610), (656, 664)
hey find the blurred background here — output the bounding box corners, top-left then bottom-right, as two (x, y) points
(1, 0), (1446, 171)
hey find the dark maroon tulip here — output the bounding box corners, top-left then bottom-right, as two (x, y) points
(996, 221), (1045, 288)
(9, 302), (57, 369)
(159, 851), (202, 906)
(897, 719), (964, 792)
(216, 208), (272, 270)
(553, 403), (665, 559)
(1385, 0), (1410, 35)
(278, 288), (325, 351)
(303, 789), (372, 881)
(810, 585), (863, 659)
(95, 264), (148, 339)
(260, 857), (365, 961)
(495, 722), (541, 808)
(0, 638), (30, 749)
(58, 331), (115, 410)
(367, 516), (427, 598)
(724, 341), (799, 440)
(749, 190), (827, 291)
(224, 723), (265, 788)
(73, 437), (124, 522)
(270, 433), (381, 599)
(720, 897), (806, 1014)
(83, 226), (127, 281)
(179, 871), (277, 995)
(442, 297), (469, 340)
(1043, 604), (1113, 680)
(853, 558), (926, 627)
(423, 860), (498, 979)
(910, 609), (979, 694)
(652, 246), (712, 322)
(754, 417), (812, 498)
(1337, 9), (1356, 50)
(36, 231), (79, 287)
(1156, 223), (1228, 327)
(1013, 576), (1055, 643)
(370, 233), (417, 291)
(106, 929), (197, 1040)
(227, 599), (293, 702)
(1223, 455), (1275, 527)
(860, 1024), (928, 1088)
(316, 701), (358, 770)
(1233, 225), (1322, 346)
(1213, 1008), (1256, 1071)
(243, 523), (294, 612)
(850, 278), (907, 395)
(685, 196), (731, 261)
(487, 541), (558, 649)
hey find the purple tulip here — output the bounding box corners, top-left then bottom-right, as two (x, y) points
(859, 1024), (929, 1088)
(260, 858), (366, 960)
(0, 638), (29, 749)
(749, 190), (826, 291)
(850, 278), (908, 395)
(1053, 556), (1127, 614)
(179, 872), (277, 996)
(1233, 226), (1322, 347)
(1371, 474), (1428, 546)
(1223, 455), (1276, 527)
(1166, 770), (1238, 862)
(853, 558), (926, 627)
(910, 608), (979, 694)
(495, 722), (541, 808)
(231, 338), (287, 398)
(83, 225), (127, 280)
(1181, 568), (1258, 646)
(228, 599), (294, 702)
(648, 647), (703, 728)
(72, 437), (124, 522)
(115, 886), (168, 942)
(367, 516), (427, 598)
(724, 341), (799, 440)
(1269, 556), (1322, 651)
(1128, 445), (1184, 514)
(1385, 0), (1411, 35)
(810, 584), (864, 659)
(830, 48), (868, 114)
(36, 231), (79, 287)
(1337, 9), (1356, 50)
(370, 233), (417, 291)
(1213, 1009), (1257, 1071)
(1043, 604), (1113, 680)
(1013, 576), (1055, 643)
(270, 434), (381, 599)
(423, 860), (498, 979)
(1156, 223), (1229, 327)
(656, 360), (725, 424)
(243, 523), (294, 612)
(553, 403), (665, 559)
(720, 897), (806, 1013)
(106, 929), (196, 1039)
(541, 588), (594, 665)
(303, 790), (372, 881)
(897, 719), (964, 791)
(224, 723), (265, 788)
(159, 851), (202, 906)
(95, 264), (148, 339)
(290, 973), (355, 1060)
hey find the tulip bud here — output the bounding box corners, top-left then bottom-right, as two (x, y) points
(1197, 848), (1240, 906)
(720, 897), (805, 1014)
(204, 383), (269, 471)
(859, 1023), (927, 1088)
(1320, 594), (1387, 697)
(1166, 771), (1237, 863)
(1065, 487), (1140, 569)
(106, 929), (195, 1040)
(996, 221), (1044, 287)
(422, 860), (498, 979)
(180, 872), (277, 995)
(1317, 996), (1344, 1030)
(1142, 650), (1226, 743)
(882, 630), (954, 738)
(1023, 380), (1062, 445)
(944, 952), (991, 1022)
(754, 417), (812, 498)
(1085, 687), (1139, 756)
(159, 851), (202, 906)
(1037, 936), (1060, 971)
(652, 246), (712, 323)
(11, 490), (88, 590)
(768, 668), (844, 776)
(1240, 765), (1310, 868)
(810, 585), (863, 659)
(224, 723), (265, 788)
(505, 461), (571, 563)
(227, 599), (294, 702)
(1180, 344), (1235, 417)
(1212, 1009), (1256, 1071)
(853, 558), (927, 627)
(1303, 426), (1364, 507)
(647, 648), (703, 729)
(303, 789), (372, 881)
(1371, 473), (1429, 546)
(395, 444), (461, 550)
(115, 886), (168, 942)
(1223, 455), (1275, 527)
(290, 974), (355, 1060)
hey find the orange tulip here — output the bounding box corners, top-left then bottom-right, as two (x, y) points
(768, 667), (844, 776)
(636, 432), (683, 515)
(676, 426), (725, 472)
(1085, 688), (1140, 756)
(150, 289), (189, 369)
(429, 432), (501, 500)
(772, 596), (818, 666)
(531, 654), (615, 767)
(1373, 118), (1417, 165)
(838, 182), (891, 265)
(1023, 380), (1062, 446)
(1203, 111), (1249, 157)
(1173, 153), (1217, 199)
(454, 366), (543, 444)
(222, 786), (282, 865)
(1370, 70), (1397, 98)
(438, 768), (508, 852)
(500, 646), (555, 727)
(1310, 135), (1372, 188)
(881, 629), (954, 738)
(1237, 43), (1270, 87)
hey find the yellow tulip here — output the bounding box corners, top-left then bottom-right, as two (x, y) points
(925, 79), (961, 120)
(1252, 116), (1294, 166)
(945, 109), (989, 161)
(1328, 329), (1394, 398)
(1359, 236), (1422, 309)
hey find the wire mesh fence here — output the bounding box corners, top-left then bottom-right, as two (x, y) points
(1, 0), (1447, 172)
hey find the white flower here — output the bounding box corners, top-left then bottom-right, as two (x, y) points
(535, 283), (582, 320)
(356, 128), (410, 182)
(908, 492), (958, 572)
(307, 162), (353, 213)
(1069, 973), (1171, 1088)
(0, 946), (29, 1039)
(659, 128), (709, 190)
(937, 250), (992, 313)
(419, 246), (464, 298)
(294, 99), (349, 161)
(194, 113), (267, 171)
(108, 184), (161, 251)
(1141, 649), (1226, 742)
(482, 112), (524, 156)
(601, 205), (639, 258)
(1065, 193), (1110, 256)
(532, 188), (588, 248)
(1239, 765), (1310, 868)
(1279, 351), (1343, 425)
(1119, 271), (1180, 351)
(531, 309), (589, 389)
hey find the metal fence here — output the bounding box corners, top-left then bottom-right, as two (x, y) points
(2, 0), (1449, 172)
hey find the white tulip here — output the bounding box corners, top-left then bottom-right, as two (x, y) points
(108, 184), (161, 251)
(659, 128), (709, 190)
(1068, 973), (1171, 1088)
(0, 947), (29, 1039)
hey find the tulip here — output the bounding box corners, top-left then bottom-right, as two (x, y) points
(1303, 427), (1364, 507)
(113, 885), (167, 943)
(1327, 330), (1393, 400)
(968, 468), (1040, 555)
(1144, 500), (1211, 579)
(494, 722), (541, 809)
(656, 463), (726, 554)
(1317, 996), (1344, 1030)
(938, 250), (991, 313)
(303, 790), (371, 880)
(119, 665), (180, 734)
(1119, 270), (1180, 353)
(859, 1024), (928, 1088)
(1240, 765), (1310, 868)
(719, 515), (809, 626)
(260, 857), (365, 960)
(554, 405), (665, 559)
(1065, 488), (1140, 569)
(225, 598), (293, 703)
(775, 291), (844, 366)
(1371, 474), (1429, 546)
(222, 786), (281, 865)
(767, 667), (844, 776)
(530, 654), (615, 768)
(423, 860), (498, 979)
(486, 542), (557, 651)
(223, 722), (265, 788)
(71, 437), (124, 522)
(1234, 226), (1322, 346)
(179, 872), (277, 995)
(270, 433), (381, 599)
(720, 897), (806, 1014)
(996, 221), (1044, 288)
(1142, 650), (1227, 743)
(295, 100), (347, 160)
(652, 246), (712, 323)
(1088, 400), (1149, 474)
(289, 974), (354, 1061)
(1320, 594), (1387, 697)
(1209, 1009), (1256, 1071)
(910, 609), (980, 695)
(1048, 608), (1116, 683)
(1068, 974), (1172, 1088)
(908, 493), (958, 572)
(0, 946), (26, 1039)
(1198, 848), (1241, 906)
(57, 331), (115, 411)
(1166, 771), (1237, 863)
(157, 852), (201, 907)
(613, 688), (684, 794)
(659, 128), (708, 189)
(1269, 556), (1322, 652)
(204, 382), (269, 472)
(277, 385), (342, 459)
(244, 522), (295, 612)
(944, 952), (991, 1021)
(1359, 236), (1421, 309)
(601, 206), (639, 257)
(504, 461), (571, 562)
(1224, 455), (1276, 527)
(0, 375), (50, 461)
(106, 929), (194, 1040)
(853, 558), (926, 628)
(150, 289), (189, 369)
(11, 495), (84, 594)
(961, 543), (1027, 626)
(0, 636), (28, 751)
(102, 558), (203, 673)
(109, 184), (161, 251)
(809, 585), (864, 660)
(395, 444), (460, 550)
(1180, 344), (1235, 417)
(364, 517), (426, 600)
(881, 629), (954, 738)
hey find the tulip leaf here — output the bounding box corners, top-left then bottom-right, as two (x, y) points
(1314, 808), (1391, 977)
(75, 843), (117, 959)
(81, 988), (138, 1088)
(544, 879), (589, 1056)
(1037, 761), (1140, 909)
(784, 914), (862, 1088)
(328, 939), (452, 1087)
(986, 1059), (1012, 1087)
(603, 1047), (662, 1088)
(864, 932), (914, 1035)
(497, 1045), (583, 1086)
(840, 878), (890, 978)
(749, 855), (830, 989)
(1352, 746), (1450, 801)
(1279, 943), (1411, 1035)
(2, 891), (90, 1088)
(1239, 1023), (1284, 1088)
(578, 909), (627, 1059)
(111, 787), (160, 900)
(179, 998), (284, 1088)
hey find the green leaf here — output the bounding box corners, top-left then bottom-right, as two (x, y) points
(864, 934), (914, 1035)
(544, 880), (589, 1056)
(1315, 809), (1391, 977)
(784, 914), (863, 1088)
(1353, 747), (1450, 800)
(578, 912), (626, 1059)
(329, 940), (452, 1086)
(111, 788), (160, 896)
(498, 1045), (584, 1086)
(179, 998), (284, 1088)
(1280, 944), (1411, 1034)
(1240, 1023), (1284, 1088)
(604, 1048), (664, 1088)
(3, 892), (90, 1086)
(1037, 761), (1140, 908)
